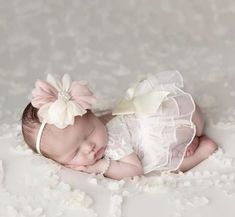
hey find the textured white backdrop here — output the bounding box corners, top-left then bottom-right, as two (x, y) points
(0, 1), (235, 217)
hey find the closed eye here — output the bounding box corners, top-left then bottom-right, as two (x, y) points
(71, 127), (95, 159)
(72, 147), (79, 159)
(86, 127), (95, 138)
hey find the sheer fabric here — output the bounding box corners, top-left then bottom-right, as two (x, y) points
(104, 71), (196, 174)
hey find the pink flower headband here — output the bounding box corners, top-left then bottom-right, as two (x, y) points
(31, 74), (96, 155)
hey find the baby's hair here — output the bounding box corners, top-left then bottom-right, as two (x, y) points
(21, 102), (91, 159)
(21, 103), (45, 155)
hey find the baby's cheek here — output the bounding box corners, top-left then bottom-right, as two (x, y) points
(99, 125), (108, 144)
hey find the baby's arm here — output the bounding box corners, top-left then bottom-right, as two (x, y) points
(66, 152), (144, 180)
(104, 152), (144, 180)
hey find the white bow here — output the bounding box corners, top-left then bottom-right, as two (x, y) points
(112, 77), (170, 116)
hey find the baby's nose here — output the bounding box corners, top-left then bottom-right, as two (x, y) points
(82, 142), (95, 153)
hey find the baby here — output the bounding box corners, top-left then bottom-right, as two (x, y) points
(21, 71), (218, 180)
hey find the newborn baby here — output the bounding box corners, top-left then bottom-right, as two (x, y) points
(21, 71), (218, 180)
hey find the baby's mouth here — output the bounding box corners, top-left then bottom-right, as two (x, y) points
(95, 147), (104, 159)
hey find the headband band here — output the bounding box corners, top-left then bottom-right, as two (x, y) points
(36, 121), (47, 155)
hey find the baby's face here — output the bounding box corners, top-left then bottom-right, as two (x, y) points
(43, 111), (108, 166)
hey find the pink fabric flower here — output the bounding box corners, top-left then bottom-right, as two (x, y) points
(31, 74), (96, 128)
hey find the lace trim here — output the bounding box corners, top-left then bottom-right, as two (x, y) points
(105, 116), (134, 160)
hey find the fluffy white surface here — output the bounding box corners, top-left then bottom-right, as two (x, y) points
(0, 0), (235, 216)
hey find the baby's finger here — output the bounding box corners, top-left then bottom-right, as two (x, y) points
(74, 165), (92, 173)
(65, 164), (87, 171)
(75, 166), (87, 171)
(64, 164), (75, 169)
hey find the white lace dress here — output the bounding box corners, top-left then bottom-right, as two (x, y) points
(104, 71), (196, 174)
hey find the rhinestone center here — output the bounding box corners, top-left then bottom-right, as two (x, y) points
(58, 91), (71, 102)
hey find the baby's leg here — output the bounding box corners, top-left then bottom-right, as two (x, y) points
(185, 136), (200, 157)
(183, 104), (204, 157)
(177, 135), (218, 172)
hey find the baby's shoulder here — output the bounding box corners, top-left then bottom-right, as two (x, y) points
(106, 114), (126, 128)
(108, 113), (138, 124)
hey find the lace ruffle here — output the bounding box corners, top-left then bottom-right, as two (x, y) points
(104, 71), (196, 174)
(105, 116), (134, 160)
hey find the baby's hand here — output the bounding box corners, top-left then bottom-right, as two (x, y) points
(64, 158), (107, 174)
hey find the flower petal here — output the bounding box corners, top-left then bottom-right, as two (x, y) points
(47, 74), (62, 91)
(70, 81), (96, 110)
(37, 102), (53, 122)
(70, 81), (92, 96)
(72, 95), (96, 109)
(62, 74), (71, 92)
(31, 80), (58, 108)
(69, 101), (87, 117)
(47, 100), (68, 128)
(32, 74), (96, 128)
(42, 100), (84, 129)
